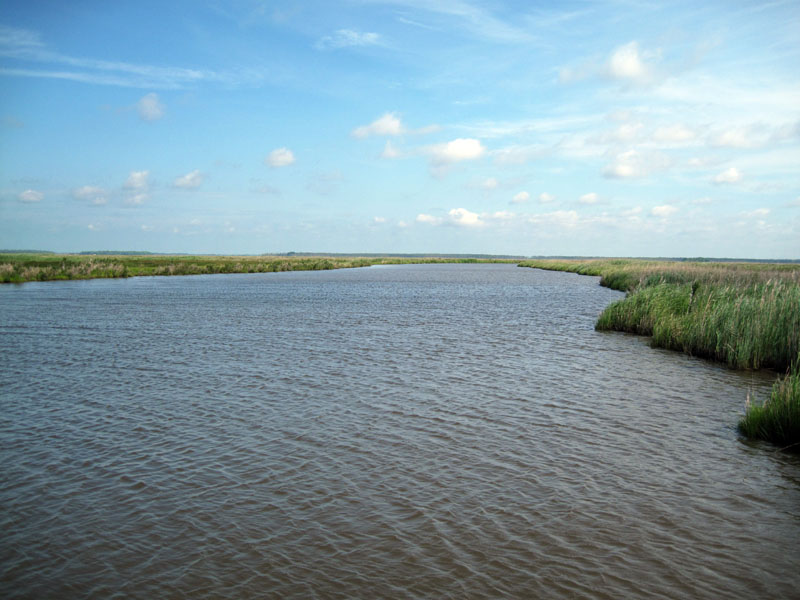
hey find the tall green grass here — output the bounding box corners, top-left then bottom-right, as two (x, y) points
(739, 359), (800, 450)
(521, 259), (800, 450)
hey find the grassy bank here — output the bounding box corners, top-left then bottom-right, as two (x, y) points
(520, 259), (800, 450)
(0, 253), (516, 283)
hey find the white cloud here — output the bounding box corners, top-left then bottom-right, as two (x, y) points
(652, 124), (696, 144)
(482, 177), (499, 190)
(707, 122), (796, 149)
(124, 170), (149, 190)
(606, 41), (654, 83)
(174, 169), (204, 189)
(711, 127), (760, 148)
(603, 149), (671, 178)
(18, 189), (43, 202)
(579, 192), (598, 204)
(742, 208), (770, 218)
(448, 207), (483, 227)
(416, 208), (485, 227)
(352, 112), (403, 138)
(538, 192), (555, 203)
(373, 216), (387, 224)
(315, 29), (380, 50)
(381, 141), (400, 159)
(73, 185), (108, 205)
(429, 138), (486, 165)
(0, 25), (277, 89)
(511, 191), (530, 204)
(713, 167), (742, 184)
(591, 121), (643, 144)
(137, 93), (164, 121)
(652, 205), (678, 217)
(416, 213), (442, 225)
(266, 147), (295, 167)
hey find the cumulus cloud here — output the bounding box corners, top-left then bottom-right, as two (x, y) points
(18, 189), (43, 202)
(428, 138), (486, 165)
(352, 113), (403, 138)
(713, 167), (742, 184)
(538, 192), (555, 203)
(174, 169), (204, 189)
(416, 208), (485, 227)
(448, 207), (483, 227)
(315, 29), (380, 50)
(416, 213), (442, 225)
(579, 192), (598, 204)
(137, 92), (164, 121)
(651, 205), (678, 217)
(373, 216), (387, 224)
(124, 170), (149, 190)
(603, 149), (671, 178)
(73, 185), (108, 205)
(511, 191), (530, 204)
(482, 177), (499, 190)
(606, 41), (656, 84)
(266, 147), (295, 167)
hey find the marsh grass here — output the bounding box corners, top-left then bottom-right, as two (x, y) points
(521, 259), (800, 450)
(0, 253), (516, 283)
(738, 363), (800, 450)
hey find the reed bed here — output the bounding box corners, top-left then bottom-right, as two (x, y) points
(520, 259), (800, 450)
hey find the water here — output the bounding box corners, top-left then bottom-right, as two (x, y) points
(1, 263), (797, 599)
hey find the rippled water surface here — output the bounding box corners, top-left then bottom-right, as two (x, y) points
(1, 264), (798, 599)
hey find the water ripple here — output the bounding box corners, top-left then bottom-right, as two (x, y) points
(1, 265), (798, 599)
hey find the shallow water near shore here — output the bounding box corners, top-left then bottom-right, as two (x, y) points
(1, 263), (798, 598)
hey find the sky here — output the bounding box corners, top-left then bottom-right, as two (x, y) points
(1, 0), (798, 258)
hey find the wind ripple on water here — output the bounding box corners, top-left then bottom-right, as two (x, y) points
(1, 264), (798, 599)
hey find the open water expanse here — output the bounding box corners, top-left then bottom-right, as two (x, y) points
(1, 263), (798, 599)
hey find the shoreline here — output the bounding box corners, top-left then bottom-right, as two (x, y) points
(520, 258), (799, 450)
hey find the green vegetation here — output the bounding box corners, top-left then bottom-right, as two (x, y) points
(520, 258), (800, 451)
(0, 253), (516, 284)
(738, 366), (800, 451)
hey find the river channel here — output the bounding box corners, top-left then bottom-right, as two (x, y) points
(1, 263), (798, 598)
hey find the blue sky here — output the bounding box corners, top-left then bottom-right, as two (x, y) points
(1, 0), (798, 257)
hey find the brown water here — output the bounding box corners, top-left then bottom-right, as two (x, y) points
(1, 264), (798, 599)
